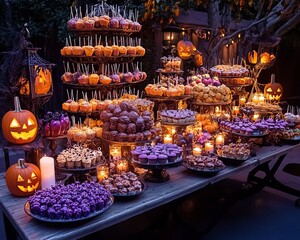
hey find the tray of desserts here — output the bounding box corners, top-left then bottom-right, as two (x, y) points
(24, 182), (114, 222)
(216, 143), (251, 165)
(130, 143), (183, 169)
(182, 155), (225, 175)
(101, 172), (146, 199)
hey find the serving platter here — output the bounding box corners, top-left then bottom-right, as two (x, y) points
(182, 161), (225, 176)
(24, 195), (114, 223)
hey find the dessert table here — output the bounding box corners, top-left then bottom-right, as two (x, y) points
(0, 143), (299, 240)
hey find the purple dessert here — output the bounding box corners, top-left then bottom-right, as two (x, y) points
(168, 152), (177, 162)
(148, 155), (157, 164)
(139, 154), (148, 163)
(157, 154), (168, 164)
(131, 150), (142, 160)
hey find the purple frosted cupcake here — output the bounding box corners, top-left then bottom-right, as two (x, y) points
(131, 150), (142, 161)
(148, 154), (157, 164)
(139, 154), (148, 163)
(167, 152), (177, 162)
(157, 154), (168, 164)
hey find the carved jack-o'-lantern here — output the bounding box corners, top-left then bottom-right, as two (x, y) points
(177, 37), (196, 60)
(1, 96), (38, 144)
(264, 74), (283, 101)
(5, 158), (41, 197)
(194, 51), (203, 67)
(34, 66), (52, 95)
(248, 50), (258, 64)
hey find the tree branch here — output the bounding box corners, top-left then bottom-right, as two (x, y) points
(275, 9), (300, 36)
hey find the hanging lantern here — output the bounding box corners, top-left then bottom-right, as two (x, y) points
(264, 74), (283, 102)
(194, 50), (203, 67)
(177, 36), (196, 60)
(18, 48), (55, 99)
(5, 158), (41, 197)
(1, 96), (38, 144)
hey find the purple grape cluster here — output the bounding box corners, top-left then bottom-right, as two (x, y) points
(28, 182), (112, 220)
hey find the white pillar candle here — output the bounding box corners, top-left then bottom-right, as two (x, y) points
(164, 135), (173, 144)
(215, 134), (225, 146)
(40, 156), (55, 189)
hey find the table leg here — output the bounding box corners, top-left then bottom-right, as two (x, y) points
(246, 153), (300, 197)
(3, 148), (10, 171)
(2, 211), (18, 240)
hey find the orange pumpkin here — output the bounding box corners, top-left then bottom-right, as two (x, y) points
(248, 50), (258, 64)
(34, 66), (52, 95)
(6, 158), (41, 197)
(264, 74), (283, 102)
(2, 96), (38, 144)
(177, 37), (196, 60)
(194, 51), (203, 67)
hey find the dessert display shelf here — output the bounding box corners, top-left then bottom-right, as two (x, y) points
(55, 163), (99, 185)
(155, 70), (184, 75)
(130, 157), (183, 183)
(69, 28), (141, 36)
(100, 137), (151, 147)
(161, 121), (195, 127)
(63, 78), (146, 90)
(62, 54), (142, 65)
(144, 94), (193, 101)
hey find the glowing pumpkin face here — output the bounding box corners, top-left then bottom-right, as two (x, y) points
(2, 96), (38, 144)
(177, 38), (196, 60)
(264, 74), (283, 102)
(260, 52), (275, 64)
(5, 158), (41, 197)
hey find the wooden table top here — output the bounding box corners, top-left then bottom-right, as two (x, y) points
(0, 144), (299, 240)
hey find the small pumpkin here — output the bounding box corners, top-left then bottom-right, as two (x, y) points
(177, 36), (196, 60)
(5, 158), (41, 197)
(264, 74), (283, 102)
(34, 66), (52, 95)
(2, 96), (38, 144)
(248, 50), (258, 64)
(194, 51), (203, 67)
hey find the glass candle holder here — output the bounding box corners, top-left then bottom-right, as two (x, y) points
(97, 165), (109, 182)
(163, 134), (173, 144)
(239, 97), (246, 106)
(109, 145), (122, 161)
(204, 141), (214, 154)
(192, 144), (202, 157)
(215, 133), (225, 147)
(116, 160), (128, 173)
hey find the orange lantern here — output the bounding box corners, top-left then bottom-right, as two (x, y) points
(260, 52), (276, 64)
(194, 51), (203, 67)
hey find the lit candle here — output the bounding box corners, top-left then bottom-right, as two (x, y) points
(215, 133), (225, 146)
(252, 94), (259, 104)
(253, 113), (260, 121)
(215, 106), (221, 117)
(232, 106), (240, 115)
(117, 160), (128, 173)
(192, 145), (202, 156)
(40, 156), (55, 189)
(239, 97), (246, 106)
(258, 93), (265, 104)
(171, 128), (176, 135)
(164, 134), (173, 144)
(204, 141), (214, 154)
(97, 165), (109, 182)
(110, 146), (122, 160)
